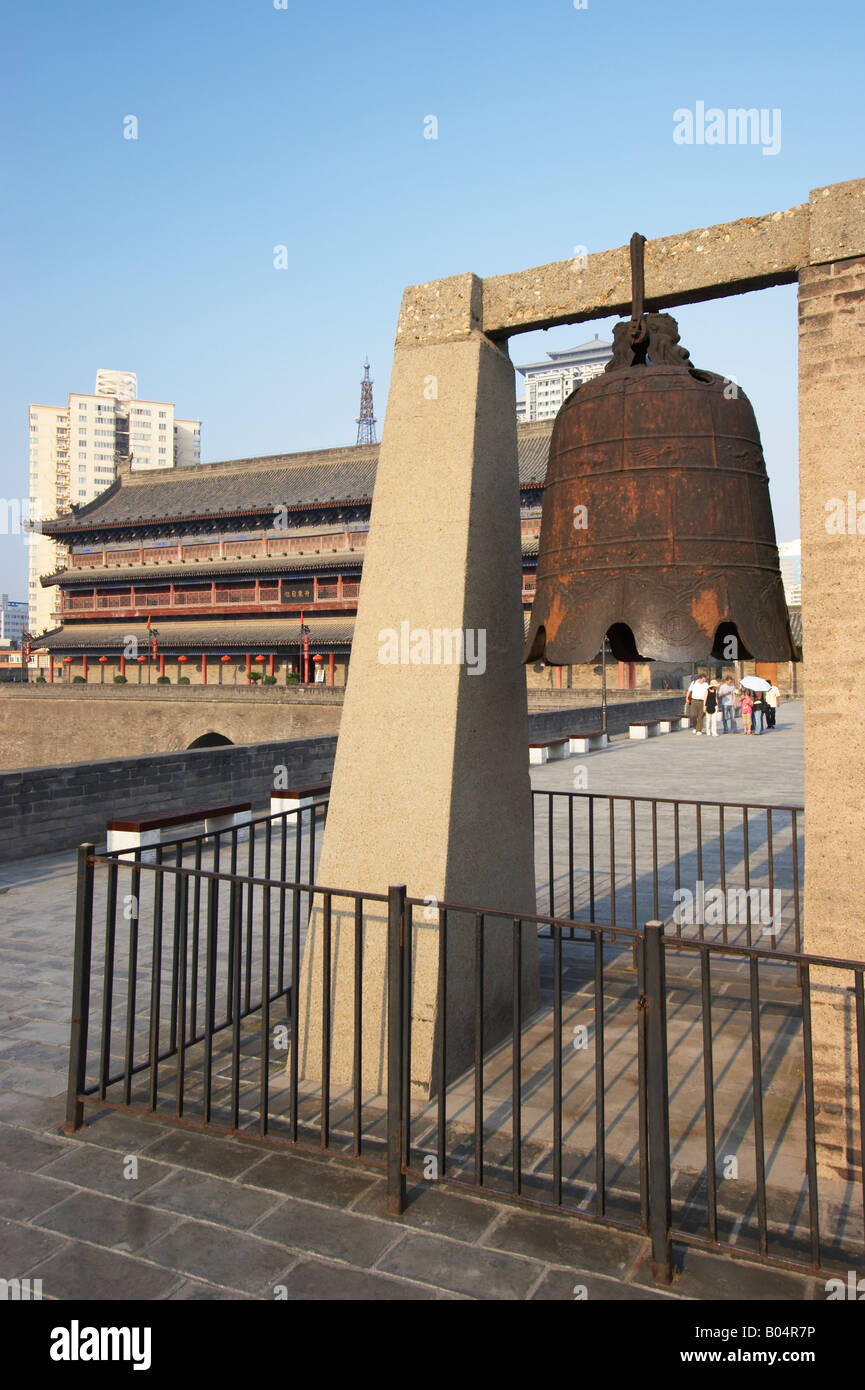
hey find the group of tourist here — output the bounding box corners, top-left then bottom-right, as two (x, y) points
(684, 675), (781, 736)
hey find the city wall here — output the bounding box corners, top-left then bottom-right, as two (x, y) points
(0, 693), (685, 863)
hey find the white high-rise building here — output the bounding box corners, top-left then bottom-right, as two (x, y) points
(778, 539), (801, 607)
(515, 334), (613, 421)
(0, 594), (28, 646)
(27, 370), (202, 635)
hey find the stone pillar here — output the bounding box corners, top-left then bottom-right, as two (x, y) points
(799, 181), (865, 1179)
(294, 274), (539, 1097)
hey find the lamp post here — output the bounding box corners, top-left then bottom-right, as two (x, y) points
(299, 614), (310, 685)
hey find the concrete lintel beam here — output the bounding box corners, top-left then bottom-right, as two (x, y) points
(394, 180), (865, 344)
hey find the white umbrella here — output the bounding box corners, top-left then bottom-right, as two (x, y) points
(740, 675), (771, 692)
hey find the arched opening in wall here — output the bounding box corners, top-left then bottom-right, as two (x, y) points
(187, 732), (234, 749)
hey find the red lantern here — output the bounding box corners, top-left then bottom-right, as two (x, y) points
(220, 655), (232, 663)
(136, 656), (146, 664)
(177, 654), (188, 664)
(63, 657), (73, 664)
(254, 654), (265, 662)
(98, 656), (108, 665)
(312, 654), (323, 663)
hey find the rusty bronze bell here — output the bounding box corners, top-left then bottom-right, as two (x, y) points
(525, 234), (799, 667)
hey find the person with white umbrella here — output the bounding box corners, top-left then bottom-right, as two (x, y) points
(740, 675), (771, 736)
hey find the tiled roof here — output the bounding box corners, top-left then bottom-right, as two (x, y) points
(41, 422), (553, 535)
(38, 616), (356, 651)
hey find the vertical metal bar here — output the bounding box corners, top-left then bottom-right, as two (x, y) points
(855, 971), (865, 1247)
(437, 908), (447, 1181)
(749, 953), (768, 1256)
(700, 951), (718, 1242)
(244, 823), (255, 1014)
(168, 844), (182, 1051)
(278, 813), (288, 995)
(190, 838), (202, 1038)
(743, 810), (752, 947)
(651, 800), (659, 921)
(644, 921), (673, 1285)
(309, 802), (318, 883)
(230, 881), (242, 1130)
(553, 922), (562, 1206)
(636, 927), (648, 1231)
(568, 794), (575, 929)
(174, 873), (189, 1118)
(630, 800), (637, 933)
(547, 792), (555, 919)
(65, 844), (95, 1133)
(98, 858), (118, 1100)
(352, 897), (363, 1157)
(289, 884), (301, 1144)
(799, 963), (821, 1267)
(696, 804), (704, 940)
(402, 899), (413, 1172)
(588, 797), (596, 924)
(148, 845), (165, 1111)
(766, 809), (776, 951)
(123, 865), (140, 1106)
(474, 912), (485, 1187)
(512, 918), (522, 1197)
(791, 810), (802, 960)
(673, 802), (680, 899)
(594, 929), (606, 1215)
(320, 892), (332, 1150)
(719, 806), (727, 945)
(609, 798), (616, 933)
(259, 843), (271, 1138)
(202, 876), (218, 1124)
(386, 885), (407, 1216)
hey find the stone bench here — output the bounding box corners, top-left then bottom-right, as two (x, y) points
(628, 719), (670, 740)
(565, 728), (609, 754)
(529, 738), (569, 766)
(107, 800), (252, 860)
(270, 782), (332, 816)
(676, 716), (691, 731)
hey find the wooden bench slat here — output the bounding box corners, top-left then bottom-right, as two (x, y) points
(108, 801), (251, 833)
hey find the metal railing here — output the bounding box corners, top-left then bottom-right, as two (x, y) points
(66, 823), (864, 1283)
(533, 790), (804, 954)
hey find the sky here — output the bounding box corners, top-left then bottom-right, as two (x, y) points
(1, 0), (862, 597)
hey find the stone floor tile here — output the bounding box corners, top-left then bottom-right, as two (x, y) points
(354, 1180), (501, 1242)
(531, 1266), (683, 1300)
(144, 1219), (295, 1295)
(137, 1167), (284, 1230)
(253, 1195), (400, 1268)
(0, 1215), (67, 1272)
(0, 1122), (71, 1171)
(482, 1208), (647, 1277)
(274, 1258), (441, 1301)
(143, 1128), (265, 1179)
(32, 1241), (182, 1301)
(241, 1151), (379, 1209)
(377, 1231), (543, 1300)
(39, 1144), (172, 1198)
(33, 1189), (181, 1253)
(0, 1168), (74, 1222)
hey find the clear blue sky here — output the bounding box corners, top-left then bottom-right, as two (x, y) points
(1, 0), (862, 596)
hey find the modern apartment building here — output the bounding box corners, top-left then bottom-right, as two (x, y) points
(515, 333), (613, 421)
(27, 371), (201, 634)
(778, 539), (802, 607)
(0, 594), (27, 646)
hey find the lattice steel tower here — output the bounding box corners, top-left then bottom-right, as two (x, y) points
(355, 359), (378, 446)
